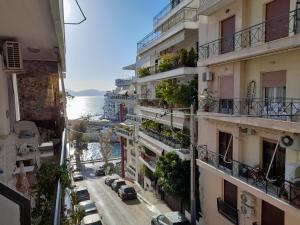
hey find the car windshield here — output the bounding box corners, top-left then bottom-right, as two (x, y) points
(83, 202), (95, 209)
(124, 188), (135, 193)
(77, 190), (88, 195)
(118, 181), (126, 185)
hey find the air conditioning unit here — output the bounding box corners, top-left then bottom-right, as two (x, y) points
(241, 191), (256, 208)
(202, 72), (214, 81)
(240, 204), (256, 218)
(280, 135), (300, 150)
(2, 41), (23, 71)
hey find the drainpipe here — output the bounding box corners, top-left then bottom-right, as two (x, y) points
(190, 104), (196, 225)
(121, 137), (125, 178)
(12, 73), (20, 121)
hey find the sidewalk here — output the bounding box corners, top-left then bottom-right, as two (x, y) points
(124, 179), (171, 214)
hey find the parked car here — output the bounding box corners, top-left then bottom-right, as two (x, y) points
(104, 176), (119, 186)
(73, 171), (84, 181)
(111, 179), (126, 192)
(74, 187), (90, 203)
(118, 185), (137, 200)
(95, 166), (105, 176)
(81, 214), (102, 225)
(77, 200), (98, 215)
(151, 212), (190, 225)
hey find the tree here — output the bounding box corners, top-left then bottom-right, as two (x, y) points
(99, 129), (113, 169)
(31, 163), (71, 225)
(70, 120), (89, 161)
(154, 152), (190, 198)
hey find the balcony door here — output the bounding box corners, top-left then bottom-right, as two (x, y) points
(224, 180), (237, 209)
(263, 140), (286, 183)
(221, 16), (235, 54)
(261, 201), (284, 225)
(219, 76), (234, 114)
(265, 0), (290, 42)
(219, 132), (233, 170)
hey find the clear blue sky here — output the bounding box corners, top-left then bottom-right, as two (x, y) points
(64, 0), (167, 91)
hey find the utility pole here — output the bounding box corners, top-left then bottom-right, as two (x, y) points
(190, 104), (196, 225)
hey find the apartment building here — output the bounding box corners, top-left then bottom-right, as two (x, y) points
(103, 78), (135, 122)
(0, 0), (65, 224)
(196, 1), (300, 225)
(130, 0), (200, 216)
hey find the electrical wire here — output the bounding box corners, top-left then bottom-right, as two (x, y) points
(64, 0), (87, 25)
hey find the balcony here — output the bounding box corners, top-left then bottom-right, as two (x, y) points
(126, 114), (141, 123)
(197, 145), (300, 210)
(116, 127), (134, 139)
(201, 98), (300, 122)
(137, 7), (198, 53)
(198, 0), (234, 16)
(139, 152), (157, 172)
(138, 99), (190, 129)
(217, 198), (238, 225)
(153, 0), (192, 28)
(199, 10), (300, 64)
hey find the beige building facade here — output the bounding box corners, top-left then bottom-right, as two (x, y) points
(197, 0), (300, 225)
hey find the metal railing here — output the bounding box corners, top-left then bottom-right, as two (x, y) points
(140, 152), (157, 169)
(140, 127), (189, 149)
(198, 145), (300, 210)
(52, 129), (67, 225)
(153, 0), (185, 26)
(203, 98), (300, 121)
(199, 10), (299, 60)
(116, 127), (133, 137)
(138, 7), (198, 52)
(138, 98), (191, 113)
(108, 95), (136, 101)
(217, 198), (239, 225)
(126, 114), (141, 123)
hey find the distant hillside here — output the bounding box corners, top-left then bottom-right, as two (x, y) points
(67, 89), (106, 96)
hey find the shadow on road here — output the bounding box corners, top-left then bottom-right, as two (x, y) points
(123, 199), (141, 205)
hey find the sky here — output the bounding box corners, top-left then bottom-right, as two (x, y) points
(64, 0), (167, 91)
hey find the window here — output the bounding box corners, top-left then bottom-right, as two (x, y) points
(220, 16), (235, 54)
(261, 201), (284, 225)
(224, 180), (237, 209)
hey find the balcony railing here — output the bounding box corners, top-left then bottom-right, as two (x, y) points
(198, 145), (300, 210)
(126, 114), (141, 123)
(137, 7), (198, 52)
(199, 10), (299, 60)
(116, 128), (133, 137)
(202, 98), (300, 122)
(108, 95), (136, 101)
(139, 98), (191, 113)
(140, 152), (157, 169)
(140, 127), (189, 149)
(217, 198), (239, 225)
(52, 129), (67, 225)
(153, 0), (185, 26)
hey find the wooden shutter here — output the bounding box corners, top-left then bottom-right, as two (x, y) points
(224, 180), (237, 209)
(265, 0), (290, 42)
(220, 76), (234, 99)
(221, 16), (236, 54)
(262, 201), (284, 225)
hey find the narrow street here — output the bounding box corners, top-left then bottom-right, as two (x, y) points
(75, 163), (170, 225)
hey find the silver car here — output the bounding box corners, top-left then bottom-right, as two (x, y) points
(151, 212), (190, 225)
(77, 200), (98, 215)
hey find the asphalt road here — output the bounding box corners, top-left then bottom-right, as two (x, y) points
(76, 164), (160, 225)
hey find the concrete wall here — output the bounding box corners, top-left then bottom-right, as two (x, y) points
(0, 55), (11, 136)
(0, 194), (20, 225)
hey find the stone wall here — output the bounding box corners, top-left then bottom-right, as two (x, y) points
(17, 60), (60, 130)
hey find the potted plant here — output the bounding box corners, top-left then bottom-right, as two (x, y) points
(199, 89), (215, 112)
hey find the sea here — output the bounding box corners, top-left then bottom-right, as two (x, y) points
(67, 96), (120, 161)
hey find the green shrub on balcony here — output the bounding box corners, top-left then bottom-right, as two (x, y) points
(156, 78), (198, 108)
(138, 67), (151, 77)
(159, 54), (178, 72)
(187, 47), (197, 67)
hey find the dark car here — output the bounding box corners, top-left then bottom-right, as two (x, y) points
(95, 166), (105, 176)
(111, 179), (126, 192)
(118, 185), (137, 200)
(104, 176), (119, 186)
(74, 187), (90, 203)
(151, 212), (190, 225)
